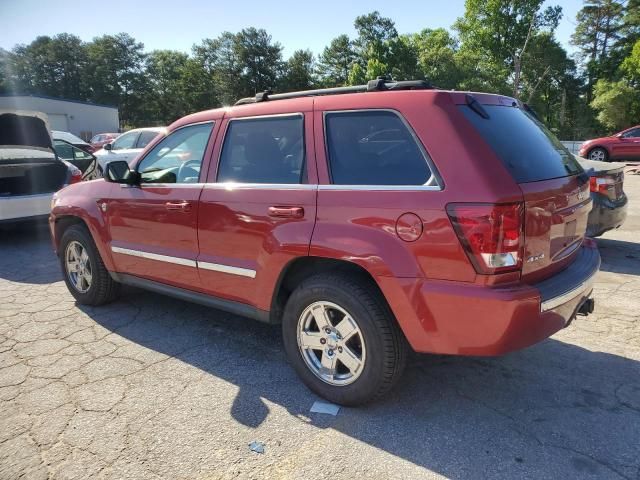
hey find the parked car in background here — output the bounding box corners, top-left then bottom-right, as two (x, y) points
(1, 111), (83, 223)
(52, 130), (95, 153)
(90, 133), (119, 151)
(50, 80), (600, 405)
(575, 156), (628, 237)
(53, 139), (98, 178)
(578, 125), (640, 161)
(93, 127), (164, 173)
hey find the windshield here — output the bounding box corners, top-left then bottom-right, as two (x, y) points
(459, 104), (583, 183)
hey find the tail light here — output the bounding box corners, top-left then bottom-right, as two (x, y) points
(69, 168), (83, 185)
(446, 203), (524, 274)
(589, 175), (615, 195)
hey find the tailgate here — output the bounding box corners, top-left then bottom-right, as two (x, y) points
(520, 175), (591, 282)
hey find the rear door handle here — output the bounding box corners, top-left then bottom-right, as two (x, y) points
(165, 201), (191, 212)
(268, 206), (304, 218)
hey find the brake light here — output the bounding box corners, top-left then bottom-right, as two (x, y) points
(589, 176), (615, 195)
(446, 203), (524, 274)
(69, 168), (83, 185)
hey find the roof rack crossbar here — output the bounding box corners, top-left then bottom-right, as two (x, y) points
(234, 78), (433, 106)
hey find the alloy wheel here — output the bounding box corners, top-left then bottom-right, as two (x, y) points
(297, 301), (366, 386)
(589, 149), (606, 161)
(65, 240), (92, 293)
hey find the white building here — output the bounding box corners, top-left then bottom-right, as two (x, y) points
(0, 94), (119, 140)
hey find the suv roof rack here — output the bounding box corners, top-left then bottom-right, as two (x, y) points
(234, 78), (433, 106)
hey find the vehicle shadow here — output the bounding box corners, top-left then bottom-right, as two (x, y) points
(0, 220), (62, 284)
(597, 238), (640, 276)
(80, 286), (640, 479)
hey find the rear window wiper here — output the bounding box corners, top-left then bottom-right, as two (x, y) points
(465, 94), (490, 119)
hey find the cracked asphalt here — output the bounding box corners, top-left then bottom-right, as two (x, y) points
(1, 176), (639, 480)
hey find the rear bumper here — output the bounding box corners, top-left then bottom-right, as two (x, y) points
(0, 193), (53, 222)
(586, 194), (628, 237)
(383, 243), (600, 356)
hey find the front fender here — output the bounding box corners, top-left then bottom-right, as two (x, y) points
(50, 181), (115, 270)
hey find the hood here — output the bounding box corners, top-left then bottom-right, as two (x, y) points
(0, 110), (53, 150)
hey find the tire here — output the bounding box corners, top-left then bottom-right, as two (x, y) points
(588, 147), (608, 162)
(59, 224), (120, 306)
(282, 273), (407, 406)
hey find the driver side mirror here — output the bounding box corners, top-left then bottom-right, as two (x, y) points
(103, 143), (113, 151)
(104, 160), (138, 185)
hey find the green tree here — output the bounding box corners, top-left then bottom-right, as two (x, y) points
(195, 29), (282, 105)
(86, 33), (147, 125)
(0, 48), (11, 94)
(317, 34), (356, 86)
(353, 10), (398, 64)
(10, 34), (88, 99)
(591, 79), (640, 130)
(236, 27), (283, 96)
(194, 33), (243, 106)
(571, 0), (626, 98)
(407, 28), (461, 88)
(521, 33), (578, 133)
(281, 49), (316, 91)
(455, 0), (562, 95)
(622, 38), (640, 84)
(145, 50), (190, 123)
(180, 56), (218, 113)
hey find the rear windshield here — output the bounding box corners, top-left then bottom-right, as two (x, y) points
(459, 104), (583, 183)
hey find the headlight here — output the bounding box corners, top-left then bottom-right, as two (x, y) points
(50, 193), (58, 210)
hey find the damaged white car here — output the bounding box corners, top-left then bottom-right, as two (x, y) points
(0, 110), (91, 223)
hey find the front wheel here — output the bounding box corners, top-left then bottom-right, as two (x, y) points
(282, 273), (407, 405)
(588, 147), (608, 162)
(59, 224), (120, 305)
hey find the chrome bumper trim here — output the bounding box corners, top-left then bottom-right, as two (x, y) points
(540, 276), (595, 312)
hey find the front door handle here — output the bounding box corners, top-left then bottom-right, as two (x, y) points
(268, 206), (304, 218)
(165, 201), (191, 212)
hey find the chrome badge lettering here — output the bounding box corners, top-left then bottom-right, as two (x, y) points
(527, 253), (545, 263)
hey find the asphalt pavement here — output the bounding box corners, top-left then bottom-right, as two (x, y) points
(1, 174), (639, 479)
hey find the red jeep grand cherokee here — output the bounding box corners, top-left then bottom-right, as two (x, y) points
(50, 79), (600, 405)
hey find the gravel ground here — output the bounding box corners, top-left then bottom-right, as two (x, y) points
(1, 174), (639, 480)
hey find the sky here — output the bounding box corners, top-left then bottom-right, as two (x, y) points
(1, 0), (584, 57)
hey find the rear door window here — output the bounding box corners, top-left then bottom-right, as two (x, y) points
(324, 110), (432, 185)
(217, 115), (305, 184)
(459, 104), (583, 183)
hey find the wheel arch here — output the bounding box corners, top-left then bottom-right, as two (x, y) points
(53, 213), (116, 271)
(269, 256), (390, 324)
(54, 215), (87, 250)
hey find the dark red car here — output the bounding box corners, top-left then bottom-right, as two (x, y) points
(579, 125), (640, 161)
(49, 80), (599, 405)
(89, 133), (119, 151)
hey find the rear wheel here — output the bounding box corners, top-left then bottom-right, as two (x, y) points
(59, 224), (120, 305)
(282, 273), (407, 405)
(588, 147), (608, 162)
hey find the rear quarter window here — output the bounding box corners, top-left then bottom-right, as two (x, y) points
(324, 110), (433, 186)
(459, 105), (583, 183)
